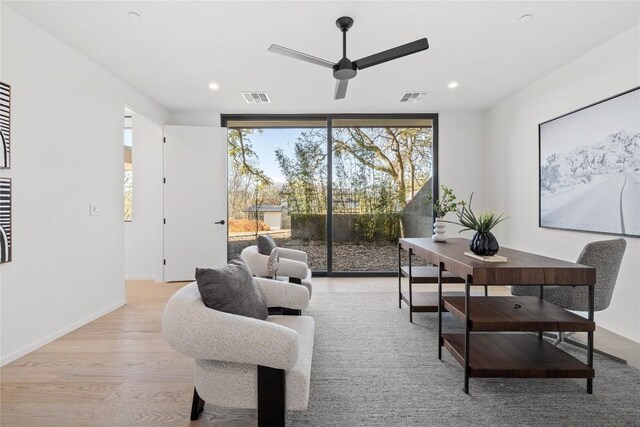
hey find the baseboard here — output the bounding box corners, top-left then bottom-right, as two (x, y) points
(597, 319), (640, 343)
(0, 299), (127, 366)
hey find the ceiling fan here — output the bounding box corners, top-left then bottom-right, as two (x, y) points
(268, 16), (429, 100)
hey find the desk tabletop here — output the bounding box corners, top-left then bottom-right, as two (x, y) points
(399, 238), (596, 286)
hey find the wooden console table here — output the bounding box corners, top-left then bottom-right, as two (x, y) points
(398, 238), (596, 394)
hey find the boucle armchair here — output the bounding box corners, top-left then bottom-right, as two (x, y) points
(162, 278), (314, 426)
(241, 245), (313, 297)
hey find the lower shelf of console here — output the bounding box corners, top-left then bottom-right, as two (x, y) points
(442, 333), (594, 378)
(401, 291), (466, 312)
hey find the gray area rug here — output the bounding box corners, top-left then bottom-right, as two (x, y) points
(287, 292), (640, 426)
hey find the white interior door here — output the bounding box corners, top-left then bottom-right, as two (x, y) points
(163, 126), (228, 282)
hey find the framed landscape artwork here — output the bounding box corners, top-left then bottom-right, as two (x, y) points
(539, 87), (640, 237)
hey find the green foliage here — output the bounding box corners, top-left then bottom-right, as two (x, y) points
(275, 130), (327, 214)
(353, 213), (403, 242)
(228, 128), (271, 185)
(446, 193), (508, 233)
(426, 185), (461, 218)
(333, 127), (433, 208)
(290, 213), (402, 242)
(289, 213), (326, 240)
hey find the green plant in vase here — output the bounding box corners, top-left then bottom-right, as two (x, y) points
(426, 185), (463, 242)
(447, 193), (508, 255)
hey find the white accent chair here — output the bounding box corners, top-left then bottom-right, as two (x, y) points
(162, 278), (314, 426)
(241, 245), (313, 297)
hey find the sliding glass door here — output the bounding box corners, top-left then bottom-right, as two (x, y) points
(331, 119), (434, 272)
(226, 121), (328, 272)
(224, 115), (436, 275)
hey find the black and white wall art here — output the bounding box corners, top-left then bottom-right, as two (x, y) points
(0, 177), (11, 263)
(539, 87), (640, 237)
(0, 82), (10, 169)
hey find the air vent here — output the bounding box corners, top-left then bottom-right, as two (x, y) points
(400, 92), (427, 103)
(241, 92), (271, 104)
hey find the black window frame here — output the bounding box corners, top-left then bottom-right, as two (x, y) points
(221, 113), (439, 277)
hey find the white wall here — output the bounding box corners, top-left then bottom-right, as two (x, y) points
(168, 111), (221, 127)
(438, 111), (487, 235)
(124, 111), (164, 281)
(484, 25), (640, 342)
(0, 6), (170, 365)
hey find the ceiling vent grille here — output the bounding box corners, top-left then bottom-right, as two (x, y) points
(241, 92), (271, 104)
(400, 92), (427, 103)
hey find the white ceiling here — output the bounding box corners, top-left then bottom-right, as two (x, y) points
(6, 1), (640, 114)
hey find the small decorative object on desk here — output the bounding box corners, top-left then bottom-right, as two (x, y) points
(427, 185), (462, 242)
(464, 252), (508, 263)
(445, 193), (508, 256)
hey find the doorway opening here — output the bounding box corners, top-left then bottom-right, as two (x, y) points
(123, 106), (164, 282)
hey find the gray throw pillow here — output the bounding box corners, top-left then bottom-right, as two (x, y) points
(196, 256), (268, 320)
(257, 235), (277, 256)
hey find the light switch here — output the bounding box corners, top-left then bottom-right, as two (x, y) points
(90, 203), (100, 216)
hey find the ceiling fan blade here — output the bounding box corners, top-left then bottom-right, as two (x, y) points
(268, 44), (335, 69)
(354, 38), (429, 70)
(334, 79), (349, 100)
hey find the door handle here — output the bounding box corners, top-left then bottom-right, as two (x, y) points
(215, 220), (226, 225)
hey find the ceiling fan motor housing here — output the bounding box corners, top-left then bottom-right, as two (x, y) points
(336, 16), (354, 31)
(333, 58), (357, 80)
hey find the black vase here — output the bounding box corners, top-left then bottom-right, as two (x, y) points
(469, 231), (499, 256)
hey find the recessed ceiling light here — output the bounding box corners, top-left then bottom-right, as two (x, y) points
(517, 14), (533, 23)
(208, 82), (220, 90)
(128, 12), (142, 21)
(447, 81), (458, 89)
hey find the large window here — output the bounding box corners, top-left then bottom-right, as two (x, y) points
(224, 115), (436, 275)
(331, 119), (434, 272)
(226, 123), (328, 271)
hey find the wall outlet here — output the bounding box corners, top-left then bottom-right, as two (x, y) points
(89, 203), (100, 216)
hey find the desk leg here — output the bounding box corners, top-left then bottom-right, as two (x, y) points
(587, 284), (594, 394)
(464, 275), (471, 394)
(437, 262), (443, 360)
(398, 243), (402, 309)
(538, 286), (544, 340)
(408, 248), (413, 323)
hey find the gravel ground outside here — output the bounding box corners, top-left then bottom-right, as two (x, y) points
(228, 230), (427, 272)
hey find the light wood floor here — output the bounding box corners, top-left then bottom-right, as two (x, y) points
(1, 278), (639, 426)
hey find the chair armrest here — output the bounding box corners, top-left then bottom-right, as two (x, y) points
(276, 247), (308, 263)
(162, 283), (299, 370)
(255, 277), (310, 310)
(240, 246), (269, 276)
(277, 258), (309, 280)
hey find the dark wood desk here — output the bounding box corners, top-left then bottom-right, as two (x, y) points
(398, 238), (597, 394)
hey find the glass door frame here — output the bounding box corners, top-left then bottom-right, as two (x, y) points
(221, 113), (439, 277)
